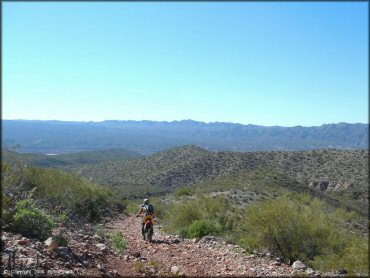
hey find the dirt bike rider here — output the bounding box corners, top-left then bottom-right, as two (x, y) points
(136, 199), (155, 239)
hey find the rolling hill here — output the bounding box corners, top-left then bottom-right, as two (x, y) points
(75, 146), (368, 218)
(4, 145), (368, 218)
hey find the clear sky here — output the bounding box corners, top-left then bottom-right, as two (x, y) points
(3, 2), (368, 126)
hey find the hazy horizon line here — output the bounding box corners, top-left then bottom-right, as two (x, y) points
(3, 118), (368, 128)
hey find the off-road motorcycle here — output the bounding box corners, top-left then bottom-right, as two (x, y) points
(142, 215), (154, 242)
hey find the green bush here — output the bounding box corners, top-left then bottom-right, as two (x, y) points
(54, 230), (69, 247)
(311, 235), (368, 276)
(189, 220), (220, 238)
(95, 223), (111, 240)
(58, 212), (69, 224)
(2, 162), (123, 223)
(80, 198), (102, 222)
(162, 196), (240, 238)
(239, 194), (369, 274)
(174, 187), (194, 197)
(111, 232), (127, 253)
(1, 193), (15, 227)
(13, 199), (54, 240)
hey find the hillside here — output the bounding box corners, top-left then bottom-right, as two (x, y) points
(5, 145), (367, 217)
(77, 146), (368, 219)
(3, 120), (368, 154)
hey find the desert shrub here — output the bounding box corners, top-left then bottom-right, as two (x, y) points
(111, 232), (127, 253)
(32, 168), (114, 216)
(311, 235), (368, 276)
(162, 196), (240, 238)
(1, 193), (15, 228)
(58, 212), (69, 224)
(149, 197), (166, 218)
(95, 223), (111, 240)
(2, 162), (36, 201)
(188, 220), (220, 238)
(125, 200), (140, 215)
(239, 193), (368, 274)
(134, 261), (144, 273)
(2, 162), (123, 223)
(13, 199), (54, 240)
(174, 187), (194, 197)
(79, 197), (102, 222)
(54, 230), (69, 247)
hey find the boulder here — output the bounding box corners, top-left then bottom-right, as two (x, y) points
(95, 243), (106, 249)
(292, 260), (306, 270)
(44, 237), (59, 251)
(171, 266), (180, 275)
(306, 268), (315, 275)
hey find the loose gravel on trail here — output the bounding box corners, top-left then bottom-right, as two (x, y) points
(106, 215), (294, 277)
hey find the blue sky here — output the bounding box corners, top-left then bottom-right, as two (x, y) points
(3, 2), (368, 126)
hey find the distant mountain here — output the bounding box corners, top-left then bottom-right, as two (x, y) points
(2, 120), (368, 154)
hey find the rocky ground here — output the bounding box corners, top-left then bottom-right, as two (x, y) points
(1, 214), (339, 277)
(106, 216), (296, 277)
(1, 220), (119, 277)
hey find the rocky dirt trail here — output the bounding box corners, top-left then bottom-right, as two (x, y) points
(106, 215), (297, 277)
(1, 214), (329, 277)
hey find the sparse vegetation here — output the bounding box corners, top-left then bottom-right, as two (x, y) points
(12, 199), (55, 240)
(111, 232), (127, 253)
(174, 187), (195, 197)
(58, 212), (69, 224)
(240, 194), (368, 275)
(158, 192), (368, 275)
(188, 220), (219, 238)
(1, 160), (125, 228)
(70, 147), (368, 219)
(54, 230), (69, 247)
(134, 261), (144, 273)
(2, 159), (131, 260)
(95, 223), (111, 240)
(162, 196), (241, 238)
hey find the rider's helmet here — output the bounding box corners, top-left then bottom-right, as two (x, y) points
(144, 199), (149, 204)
